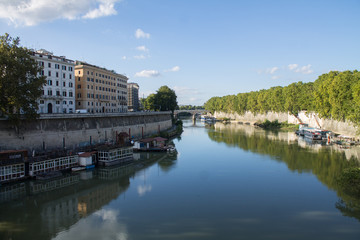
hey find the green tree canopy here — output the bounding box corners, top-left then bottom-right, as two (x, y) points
(0, 33), (46, 121)
(142, 86), (178, 113)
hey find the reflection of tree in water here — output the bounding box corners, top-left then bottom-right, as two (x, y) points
(158, 151), (178, 172)
(207, 126), (360, 222)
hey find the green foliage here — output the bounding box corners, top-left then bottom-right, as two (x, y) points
(204, 70), (360, 128)
(338, 167), (360, 196)
(143, 86), (178, 113)
(178, 105), (204, 110)
(0, 33), (46, 121)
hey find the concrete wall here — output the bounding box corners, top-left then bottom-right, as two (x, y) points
(214, 111), (358, 138)
(0, 112), (172, 151)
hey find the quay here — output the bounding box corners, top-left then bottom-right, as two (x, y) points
(0, 111), (172, 151)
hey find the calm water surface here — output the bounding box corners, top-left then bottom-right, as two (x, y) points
(1, 119), (360, 240)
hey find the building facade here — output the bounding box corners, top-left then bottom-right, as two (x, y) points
(31, 49), (76, 114)
(127, 83), (139, 111)
(74, 61), (128, 113)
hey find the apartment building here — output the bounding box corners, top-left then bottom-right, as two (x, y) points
(127, 83), (139, 112)
(74, 61), (128, 113)
(31, 49), (76, 114)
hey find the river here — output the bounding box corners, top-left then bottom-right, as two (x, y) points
(1, 119), (360, 240)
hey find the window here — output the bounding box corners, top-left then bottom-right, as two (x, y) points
(63, 101), (67, 104)
(63, 82), (66, 87)
(69, 67), (73, 71)
(69, 82), (73, 87)
(56, 81), (59, 86)
(47, 80), (52, 85)
(77, 85), (81, 89)
(69, 92), (73, 97)
(40, 100), (44, 104)
(78, 71), (80, 74)
(47, 90), (52, 95)
(87, 77), (90, 81)
(69, 101), (73, 105)
(78, 77), (80, 81)
(63, 73), (66, 78)
(77, 93), (81, 98)
(55, 64), (60, 69)
(56, 72), (59, 78)
(48, 71), (51, 76)
(48, 63), (51, 68)
(40, 70), (44, 76)
(56, 90), (60, 96)
(69, 74), (72, 79)
(62, 65), (66, 71)
(56, 101), (60, 104)
(63, 91), (67, 97)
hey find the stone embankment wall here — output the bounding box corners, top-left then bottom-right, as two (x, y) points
(0, 112), (172, 151)
(214, 111), (358, 138)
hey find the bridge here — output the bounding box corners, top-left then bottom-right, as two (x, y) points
(174, 109), (207, 119)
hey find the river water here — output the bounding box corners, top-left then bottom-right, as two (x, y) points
(1, 119), (360, 240)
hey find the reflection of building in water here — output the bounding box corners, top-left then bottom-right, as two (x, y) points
(0, 182), (26, 203)
(30, 174), (80, 194)
(0, 152), (170, 240)
(98, 164), (135, 180)
(77, 180), (129, 217)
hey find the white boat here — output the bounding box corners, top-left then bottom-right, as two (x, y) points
(72, 166), (86, 172)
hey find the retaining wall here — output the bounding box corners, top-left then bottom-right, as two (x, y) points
(0, 112), (172, 151)
(214, 111), (358, 138)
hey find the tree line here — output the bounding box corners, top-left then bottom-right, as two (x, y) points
(204, 70), (360, 126)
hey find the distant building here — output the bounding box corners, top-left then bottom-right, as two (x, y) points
(74, 61), (128, 113)
(127, 83), (139, 111)
(31, 49), (76, 114)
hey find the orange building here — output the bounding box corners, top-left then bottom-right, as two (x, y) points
(74, 61), (128, 113)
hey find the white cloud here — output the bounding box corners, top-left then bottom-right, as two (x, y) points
(122, 56), (127, 60)
(271, 75), (280, 80)
(133, 55), (146, 59)
(0, 0), (121, 26)
(137, 185), (152, 196)
(288, 64), (313, 74)
(134, 70), (160, 78)
(136, 45), (149, 52)
(165, 66), (180, 72)
(267, 67), (279, 74)
(288, 64), (298, 70)
(135, 28), (150, 39)
(295, 64), (313, 74)
(83, 0), (118, 19)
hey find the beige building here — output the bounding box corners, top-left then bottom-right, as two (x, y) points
(127, 83), (140, 111)
(74, 61), (128, 113)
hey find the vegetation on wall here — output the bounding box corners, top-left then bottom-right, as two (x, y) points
(204, 70), (360, 126)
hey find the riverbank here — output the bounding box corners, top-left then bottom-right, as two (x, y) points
(0, 111), (173, 151)
(213, 110), (359, 139)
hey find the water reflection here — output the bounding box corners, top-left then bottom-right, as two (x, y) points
(0, 151), (178, 240)
(207, 122), (360, 222)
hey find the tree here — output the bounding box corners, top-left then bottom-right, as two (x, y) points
(154, 86), (178, 113)
(0, 33), (46, 121)
(142, 86), (178, 113)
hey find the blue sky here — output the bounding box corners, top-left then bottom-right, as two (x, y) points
(1, 0), (359, 105)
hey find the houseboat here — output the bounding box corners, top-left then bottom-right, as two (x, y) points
(0, 150), (27, 184)
(97, 145), (133, 167)
(133, 137), (168, 152)
(77, 151), (97, 169)
(28, 153), (79, 178)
